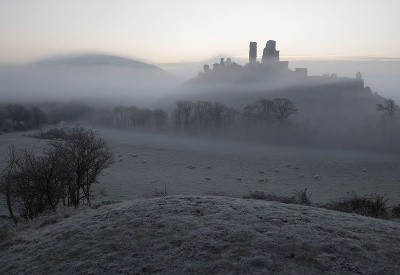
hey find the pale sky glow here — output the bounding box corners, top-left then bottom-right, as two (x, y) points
(1, 0), (400, 64)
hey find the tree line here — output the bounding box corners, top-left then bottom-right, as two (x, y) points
(0, 101), (94, 132)
(171, 98), (298, 134)
(1, 97), (399, 149)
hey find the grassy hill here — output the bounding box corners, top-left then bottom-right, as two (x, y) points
(1, 195), (399, 274)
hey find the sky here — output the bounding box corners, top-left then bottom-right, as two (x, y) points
(1, 0), (400, 64)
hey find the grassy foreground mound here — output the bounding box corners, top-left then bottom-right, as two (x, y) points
(1, 196), (399, 274)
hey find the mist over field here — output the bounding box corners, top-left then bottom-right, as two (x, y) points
(290, 60), (400, 103)
(1, 52), (400, 274)
(2, 0), (400, 272)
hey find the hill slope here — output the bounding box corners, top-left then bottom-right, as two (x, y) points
(1, 196), (399, 274)
(33, 53), (169, 75)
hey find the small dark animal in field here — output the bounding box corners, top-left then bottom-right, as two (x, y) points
(314, 175), (319, 180)
(236, 177), (242, 182)
(274, 169), (279, 173)
(205, 177), (211, 181)
(362, 168), (367, 172)
(299, 174), (305, 179)
(259, 170), (264, 174)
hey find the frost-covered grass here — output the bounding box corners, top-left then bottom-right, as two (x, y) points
(95, 127), (400, 207)
(1, 196), (400, 274)
(1, 126), (399, 209)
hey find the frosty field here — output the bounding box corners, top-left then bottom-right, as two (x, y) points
(1, 126), (400, 208)
(96, 127), (400, 207)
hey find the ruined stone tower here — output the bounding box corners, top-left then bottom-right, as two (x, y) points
(249, 42), (257, 64)
(262, 40), (279, 64)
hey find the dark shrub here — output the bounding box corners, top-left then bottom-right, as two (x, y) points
(293, 188), (312, 206)
(41, 128), (65, 139)
(392, 205), (400, 218)
(324, 193), (388, 219)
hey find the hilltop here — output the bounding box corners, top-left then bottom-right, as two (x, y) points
(1, 196), (399, 274)
(32, 53), (170, 75)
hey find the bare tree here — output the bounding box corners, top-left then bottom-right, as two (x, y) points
(256, 98), (275, 126)
(5, 104), (30, 129)
(223, 107), (240, 131)
(271, 98), (298, 125)
(242, 103), (257, 129)
(0, 146), (65, 222)
(29, 106), (48, 131)
(213, 102), (226, 130)
(376, 98), (398, 122)
(112, 106), (128, 127)
(153, 109), (168, 131)
(0, 107), (5, 127)
(173, 108), (184, 132)
(50, 127), (114, 207)
(193, 101), (213, 134)
(175, 100), (193, 131)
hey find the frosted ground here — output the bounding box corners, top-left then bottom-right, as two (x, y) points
(1, 126), (400, 274)
(1, 196), (400, 274)
(1, 126), (399, 206)
(95, 127), (400, 207)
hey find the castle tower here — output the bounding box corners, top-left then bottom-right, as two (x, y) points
(249, 42), (257, 64)
(262, 40), (279, 64)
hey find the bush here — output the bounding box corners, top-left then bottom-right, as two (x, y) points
(293, 188), (312, 206)
(323, 193), (389, 219)
(40, 128), (65, 139)
(392, 205), (400, 218)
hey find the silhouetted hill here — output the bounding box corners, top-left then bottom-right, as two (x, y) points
(0, 54), (177, 105)
(33, 53), (169, 75)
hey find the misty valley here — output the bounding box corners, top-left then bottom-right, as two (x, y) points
(1, 41), (400, 274)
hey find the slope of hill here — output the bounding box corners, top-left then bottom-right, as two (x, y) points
(1, 196), (399, 274)
(33, 54), (169, 75)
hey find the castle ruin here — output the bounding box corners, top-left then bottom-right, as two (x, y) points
(249, 42), (257, 64)
(262, 40), (279, 64)
(198, 40), (364, 90)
